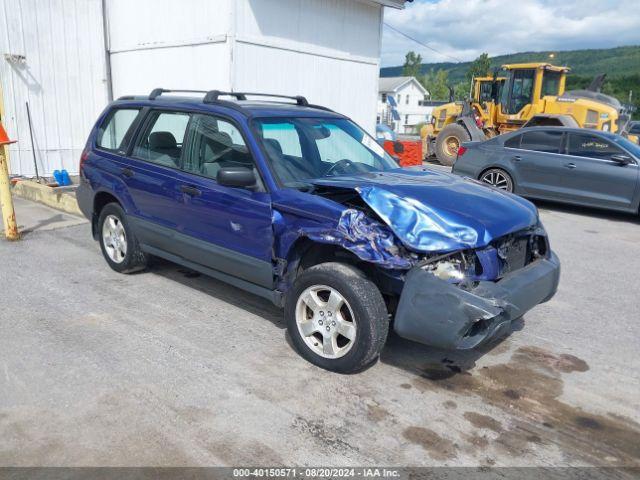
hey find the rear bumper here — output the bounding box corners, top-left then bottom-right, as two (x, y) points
(393, 251), (560, 349)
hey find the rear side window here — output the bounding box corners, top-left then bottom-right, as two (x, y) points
(504, 134), (521, 149)
(567, 133), (624, 160)
(132, 111), (190, 168)
(520, 130), (563, 154)
(96, 108), (140, 151)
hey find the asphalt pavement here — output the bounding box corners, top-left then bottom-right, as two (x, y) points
(1, 195), (639, 467)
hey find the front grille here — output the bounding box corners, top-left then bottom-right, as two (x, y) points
(497, 236), (529, 276)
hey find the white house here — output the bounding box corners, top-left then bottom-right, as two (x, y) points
(0, 0), (407, 177)
(377, 76), (432, 135)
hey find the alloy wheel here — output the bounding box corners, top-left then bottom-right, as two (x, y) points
(480, 169), (513, 192)
(295, 285), (357, 359)
(102, 214), (127, 263)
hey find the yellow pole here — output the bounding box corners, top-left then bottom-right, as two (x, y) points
(0, 150), (19, 240)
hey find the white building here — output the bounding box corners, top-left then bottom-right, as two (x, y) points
(0, 0), (406, 177)
(377, 76), (432, 135)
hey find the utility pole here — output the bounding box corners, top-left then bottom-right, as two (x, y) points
(0, 122), (19, 240)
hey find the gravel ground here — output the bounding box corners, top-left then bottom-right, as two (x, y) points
(0, 197), (639, 468)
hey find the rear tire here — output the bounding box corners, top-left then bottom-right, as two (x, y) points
(435, 123), (470, 166)
(285, 262), (389, 373)
(479, 168), (514, 192)
(98, 203), (148, 273)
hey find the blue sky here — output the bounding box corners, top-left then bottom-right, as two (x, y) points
(381, 0), (640, 67)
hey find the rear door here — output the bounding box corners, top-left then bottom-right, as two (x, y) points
(122, 110), (191, 253)
(561, 132), (638, 209)
(506, 129), (565, 197)
(172, 113), (274, 288)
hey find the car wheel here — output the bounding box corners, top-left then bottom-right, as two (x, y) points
(480, 168), (514, 192)
(285, 262), (389, 373)
(98, 203), (147, 273)
(435, 123), (470, 166)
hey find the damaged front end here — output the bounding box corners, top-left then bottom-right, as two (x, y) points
(395, 228), (560, 349)
(274, 172), (560, 350)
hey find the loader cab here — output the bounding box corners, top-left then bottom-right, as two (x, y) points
(497, 63), (568, 124)
(474, 77), (505, 104)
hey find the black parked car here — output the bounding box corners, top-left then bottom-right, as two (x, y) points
(452, 127), (640, 214)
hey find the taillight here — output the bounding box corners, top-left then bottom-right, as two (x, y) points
(79, 147), (89, 174)
(457, 146), (467, 157)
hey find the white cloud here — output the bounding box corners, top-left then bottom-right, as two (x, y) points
(382, 0), (640, 66)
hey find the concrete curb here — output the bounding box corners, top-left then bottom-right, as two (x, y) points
(11, 180), (83, 217)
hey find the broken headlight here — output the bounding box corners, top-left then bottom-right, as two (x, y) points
(419, 252), (478, 283)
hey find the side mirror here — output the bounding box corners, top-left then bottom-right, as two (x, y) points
(611, 154), (632, 165)
(217, 166), (257, 188)
(393, 141), (404, 154)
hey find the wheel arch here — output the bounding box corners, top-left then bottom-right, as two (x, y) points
(91, 190), (125, 240)
(278, 237), (378, 293)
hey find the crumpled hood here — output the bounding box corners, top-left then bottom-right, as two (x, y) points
(310, 167), (538, 253)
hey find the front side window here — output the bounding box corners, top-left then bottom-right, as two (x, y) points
(254, 117), (398, 187)
(520, 130), (563, 154)
(567, 133), (624, 160)
(132, 111), (190, 168)
(181, 114), (253, 180)
(96, 108), (140, 151)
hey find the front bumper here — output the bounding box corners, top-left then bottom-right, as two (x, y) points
(393, 251), (560, 349)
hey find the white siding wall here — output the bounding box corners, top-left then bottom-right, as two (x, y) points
(106, 0), (233, 96)
(0, 0), (393, 176)
(0, 0), (108, 176)
(233, 0), (383, 132)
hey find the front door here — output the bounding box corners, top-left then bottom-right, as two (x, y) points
(561, 132), (639, 209)
(173, 113), (274, 288)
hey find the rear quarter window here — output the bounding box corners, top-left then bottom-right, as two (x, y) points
(504, 134), (522, 149)
(96, 108), (141, 151)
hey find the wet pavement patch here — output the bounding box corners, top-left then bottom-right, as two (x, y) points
(403, 426), (457, 461)
(463, 412), (503, 433)
(410, 346), (640, 465)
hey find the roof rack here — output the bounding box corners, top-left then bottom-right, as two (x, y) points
(143, 88), (334, 114)
(203, 90), (309, 106)
(148, 88), (208, 100)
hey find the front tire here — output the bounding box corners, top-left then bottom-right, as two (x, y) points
(285, 262), (389, 373)
(98, 203), (147, 273)
(435, 123), (470, 166)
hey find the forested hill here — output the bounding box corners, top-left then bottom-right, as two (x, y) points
(380, 46), (640, 84)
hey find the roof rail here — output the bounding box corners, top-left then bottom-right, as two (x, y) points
(148, 88), (208, 100)
(204, 91), (309, 106)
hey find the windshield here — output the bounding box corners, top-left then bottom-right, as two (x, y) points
(253, 117), (399, 188)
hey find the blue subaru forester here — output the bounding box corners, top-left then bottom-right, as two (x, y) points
(78, 89), (560, 373)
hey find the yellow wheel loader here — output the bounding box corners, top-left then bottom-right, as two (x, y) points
(422, 63), (633, 166)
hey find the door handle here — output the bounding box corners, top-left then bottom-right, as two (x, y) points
(121, 167), (134, 178)
(564, 163), (577, 169)
(180, 185), (202, 196)
(512, 155), (522, 162)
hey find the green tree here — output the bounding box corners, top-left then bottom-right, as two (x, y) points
(402, 51), (423, 78)
(466, 53), (491, 81)
(423, 69), (450, 101)
(454, 81), (471, 100)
